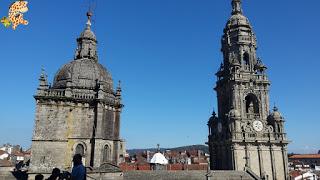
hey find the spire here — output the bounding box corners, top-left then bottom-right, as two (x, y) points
(37, 67), (49, 95)
(212, 108), (216, 117)
(221, 0), (260, 73)
(116, 80), (122, 97)
(232, 0), (243, 15)
(39, 67), (48, 87)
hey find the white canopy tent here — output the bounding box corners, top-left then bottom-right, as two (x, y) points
(150, 152), (168, 165)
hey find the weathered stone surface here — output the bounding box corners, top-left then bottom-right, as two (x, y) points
(123, 170), (256, 180)
(207, 170), (256, 180)
(124, 171), (207, 180)
(29, 14), (125, 177)
(53, 58), (113, 92)
(27, 172), (123, 180)
(207, 0), (289, 179)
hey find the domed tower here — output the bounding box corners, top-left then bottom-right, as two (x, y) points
(29, 13), (125, 176)
(207, 0), (289, 179)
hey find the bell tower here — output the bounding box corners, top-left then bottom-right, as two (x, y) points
(207, 0), (290, 179)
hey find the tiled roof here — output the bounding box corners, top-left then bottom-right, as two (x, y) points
(289, 170), (302, 178)
(11, 151), (24, 157)
(0, 150), (8, 155)
(289, 154), (320, 159)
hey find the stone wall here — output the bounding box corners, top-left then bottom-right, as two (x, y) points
(123, 170), (207, 180)
(0, 170), (257, 180)
(0, 170), (27, 180)
(123, 170), (256, 180)
(28, 172), (123, 180)
(29, 141), (68, 173)
(0, 173), (16, 180)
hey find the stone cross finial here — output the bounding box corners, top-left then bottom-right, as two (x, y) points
(86, 11), (92, 28)
(232, 0), (243, 15)
(212, 108), (216, 117)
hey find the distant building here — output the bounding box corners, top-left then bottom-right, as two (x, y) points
(29, 12), (125, 178)
(11, 151), (24, 162)
(289, 154), (320, 169)
(291, 171), (318, 180)
(119, 148), (209, 172)
(0, 144), (21, 155)
(150, 152), (168, 170)
(0, 150), (9, 160)
(207, 0), (289, 179)
(0, 144), (29, 165)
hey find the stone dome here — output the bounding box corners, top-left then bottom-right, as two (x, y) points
(208, 111), (218, 122)
(269, 107), (282, 121)
(53, 14), (113, 92)
(53, 58), (113, 91)
(226, 14), (251, 28)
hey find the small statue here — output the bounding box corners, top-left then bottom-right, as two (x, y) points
(248, 102), (254, 114)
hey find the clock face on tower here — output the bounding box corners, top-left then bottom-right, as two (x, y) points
(252, 120), (263, 132)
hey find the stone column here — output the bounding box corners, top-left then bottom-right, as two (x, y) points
(90, 102), (103, 167)
(260, 91), (265, 119)
(282, 146), (289, 180)
(95, 103), (104, 138)
(270, 145), (277, 179)
(114, 108), (121, 140)
(244, 143), (250, 169)
(258, 145), (264, 177)
(231, 145), (235, 170)
(113, 141), (119, 165)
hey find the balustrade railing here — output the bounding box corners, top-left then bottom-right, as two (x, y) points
(44, 89), (65, 97)
(42, 89), (96, 100)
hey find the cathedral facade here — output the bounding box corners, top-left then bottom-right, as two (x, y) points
(207, 0), (289, 179)
(29, 13), (125, 175)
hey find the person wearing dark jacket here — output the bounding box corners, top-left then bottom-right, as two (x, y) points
(46, 168), (61, 180)
(71, 154), (86, 180)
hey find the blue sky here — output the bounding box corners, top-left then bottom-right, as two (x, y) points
(0, 0), (319, 153)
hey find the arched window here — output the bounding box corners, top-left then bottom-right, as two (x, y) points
(75, 144), (85, 156)
(103, 145), (110, 163)
(243, 52), (250, 66)
(74, 144), (86, 165)
(119, 154), (124, 163)
(245, 94), (259, 114)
